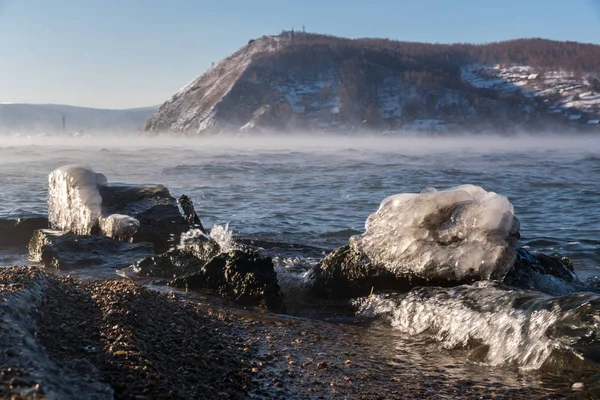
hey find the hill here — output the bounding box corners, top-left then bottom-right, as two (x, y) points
(144, 32), (600, 135)
(0, 104), (158, 135)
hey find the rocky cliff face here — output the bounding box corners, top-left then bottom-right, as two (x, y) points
(144, 33), (600, 135)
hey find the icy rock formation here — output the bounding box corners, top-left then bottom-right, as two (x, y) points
(47, 165), (189, 251)
(48, 165), (106, 236)
(353, 185), (519, 282)
(312, 185), (522, 297)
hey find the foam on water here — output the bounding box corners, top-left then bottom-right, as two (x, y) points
(353, 185), (519, 281)
(356, 282), (600, 370)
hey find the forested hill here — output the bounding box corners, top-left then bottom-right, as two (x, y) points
(145, 32), (600, 135)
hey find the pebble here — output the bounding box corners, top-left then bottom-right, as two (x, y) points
(9, 376), (32, 388)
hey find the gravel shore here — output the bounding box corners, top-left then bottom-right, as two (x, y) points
(0, 267), (583, 399)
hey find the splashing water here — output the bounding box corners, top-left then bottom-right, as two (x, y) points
(178, 228), (209, 248)
(179, 223), (238, 253)
(355, 282), (581, 370)
(209, 223), (237, 252)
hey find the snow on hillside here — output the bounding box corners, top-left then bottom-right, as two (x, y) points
(462, 65), (600, 123)
(145, 33), (600, 135)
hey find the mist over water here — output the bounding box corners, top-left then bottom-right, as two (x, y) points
(2, 133), (599, 274)
(2, 133), (600, 391)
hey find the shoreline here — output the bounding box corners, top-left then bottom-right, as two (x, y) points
(0, 266), (575, 399)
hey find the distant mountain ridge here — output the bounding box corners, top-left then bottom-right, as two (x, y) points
(144, 32), (600, 135)
(0, 104), (158, 135)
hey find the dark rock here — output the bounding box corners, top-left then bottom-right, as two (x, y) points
(122, 240), (284, 311)
(29, 229), (154, 270)
(170, 249), (284, 311)
(503, 248), (580, 294)
(124, 235), (220, 279)
(98, 183), (190, 252)
(0, 216), (48, 247)
(312, 245), (582, 298)
(310, 245), (463, 298)
(178, 194), (206, 234)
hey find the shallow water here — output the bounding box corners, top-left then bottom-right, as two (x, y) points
(2, 134), (600, 394)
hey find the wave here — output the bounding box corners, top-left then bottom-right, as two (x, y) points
(355, 282), (600, 372)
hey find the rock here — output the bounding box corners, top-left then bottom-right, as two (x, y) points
(503, 248), (580, 295)
(0, 216), (48, 247)
(123, 234), (220, 279)
(29, 229), (154, 270)
(313, 245), (584, 298)
(311, 185), (521, 298)
(48, 165), (191, 252)
(121, 239), (284, 311)
(317, 362), (328, 370)
(178, 194), (206, 234)
(310, 186), (584, 298)
(353, 185), (519, 283)
(99, 183), (190, 252)
(171, 249), (284, 311)
(311, 245), (439, 298)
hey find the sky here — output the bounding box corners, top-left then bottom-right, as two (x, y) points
(1, 0), (600, 109)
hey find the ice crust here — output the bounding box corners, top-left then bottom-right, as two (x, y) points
(352, 185), (519, 282)
(48, 165), (140, 240)
(48, 165), (106, 235)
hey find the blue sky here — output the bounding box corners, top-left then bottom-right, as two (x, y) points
(1, 0), (599, 109)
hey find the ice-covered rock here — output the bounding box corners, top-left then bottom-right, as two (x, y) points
(312, 185), (584, 298)
(47, 165), (190, 252)
(353, 185), (519, 282)
(312, 185), (525, 297)
(48, 165), (106, 236)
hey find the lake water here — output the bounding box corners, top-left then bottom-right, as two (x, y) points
(2, 134), (600, 395)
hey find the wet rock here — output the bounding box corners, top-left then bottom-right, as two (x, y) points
(312, 245), (582, 298)
(0, 216), (48, 247)
(48, 165), (191, 252)
(171, 249), (284, 311)
(29, 229), (154, 270)
(123, 235), (220, 279)
(503, 248), (580, 295)
(178, 194), (206, 234)
(98, 183), (190, 252)
(311, 245), (451, 298)
(122, 240), (284, 311)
